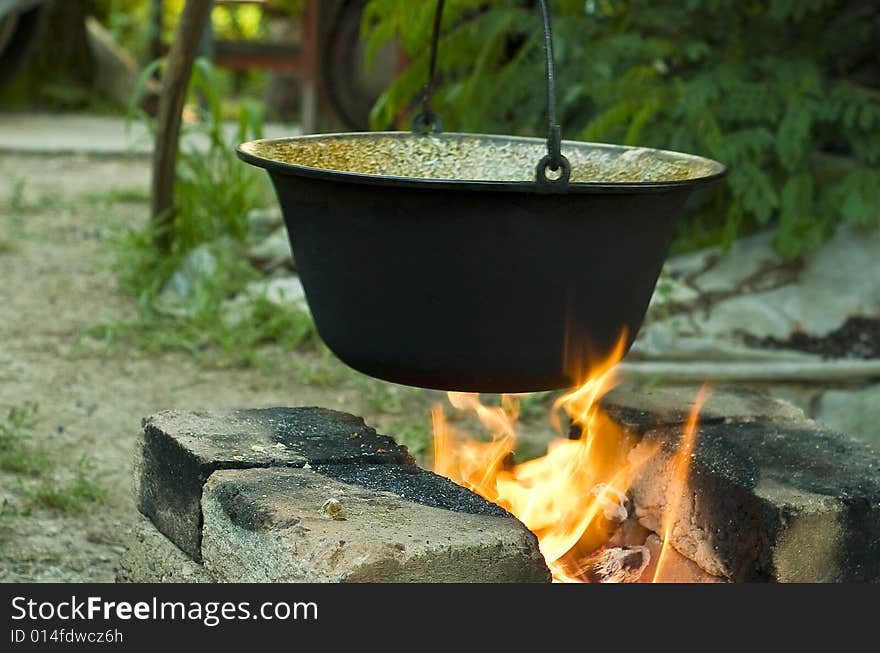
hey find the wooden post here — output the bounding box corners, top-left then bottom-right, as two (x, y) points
(150, 0), (213, 252)
(149, 0), (163, 62)
(300, 0), (321, 134)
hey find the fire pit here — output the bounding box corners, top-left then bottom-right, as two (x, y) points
(122, 0), (877, 584)
(121, 383), (880, 583)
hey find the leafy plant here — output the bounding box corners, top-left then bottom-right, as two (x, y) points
(125, 57), (269, 300)
(363, 0), (880, 257)
(88, 0), (276, 57)
(103, 57), (316, 365)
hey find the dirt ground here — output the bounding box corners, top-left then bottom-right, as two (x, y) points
(0, 152), (513, 582)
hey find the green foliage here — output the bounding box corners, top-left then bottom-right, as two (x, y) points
(87, 0), (153, 60)
(387, 419), (433, 461)
(126, 56), (268, 297)
(88, 0), (299, 60)
(364, 0), (880, 256)
(105, 58), (315, 366)
(516, 391), (554, 421)
(126, 58), (268, 302)
(7, 177), (27, 213)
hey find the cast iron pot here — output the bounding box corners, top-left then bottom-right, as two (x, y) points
(238, 131), (725, 393)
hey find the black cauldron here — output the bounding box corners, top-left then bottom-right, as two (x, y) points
(237, 131), (725, 392)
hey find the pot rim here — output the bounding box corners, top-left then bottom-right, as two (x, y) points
(237, 131), (727, 195)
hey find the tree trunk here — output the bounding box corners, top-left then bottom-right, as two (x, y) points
(150, 0), (213, 252)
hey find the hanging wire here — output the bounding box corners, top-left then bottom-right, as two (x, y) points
(413, 0), (570, 186)
(535, 0), (571, 185)
(412, 0), (445, 134)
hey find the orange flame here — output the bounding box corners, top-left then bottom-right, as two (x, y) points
(652, 386), (710, 583)
(433, 335), (660, 582)
(432, 325), (712, 583)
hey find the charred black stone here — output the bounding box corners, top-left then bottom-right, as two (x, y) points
(631, 418), (880, 582)
(266, 407), (415, 465)
(313, 463), (510, 517)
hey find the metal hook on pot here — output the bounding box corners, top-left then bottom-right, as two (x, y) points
(412, 0), (570, 187)
(535, 0), (570, 187)
(411, 0), (445, 135)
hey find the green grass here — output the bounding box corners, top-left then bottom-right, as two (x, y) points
(27, 458), (106, 513)
(0, 403), (104, 515)
(86, 291), (317, 369)
(81, 187), (151, 206)
(2, 176), (65, 215)
(359, 380), (426, 415)
(89, 58), (305, 369)
(7, 176), (26, 212)
(0, 403), (46, 475)
(516, 391), (555, 421)
(0, 499), (16, 539)
(291, 348), (357, 386)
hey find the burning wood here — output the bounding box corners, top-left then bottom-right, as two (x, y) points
(431, 332), (710, 583)
(568, 545), (651, 583)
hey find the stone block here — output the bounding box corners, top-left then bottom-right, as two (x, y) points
(116, 516), (210, 583)
(600, 384), (806, 431)
(135, 407), (414, 559)
(200, 465), (550, 583)
(626, 409), (880, 582)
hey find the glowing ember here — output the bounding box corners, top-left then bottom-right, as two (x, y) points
(432, 334), (709, 583)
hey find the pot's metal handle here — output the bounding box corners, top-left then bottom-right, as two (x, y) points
(534, 0), (570, 186)
(411, 0), (445, 135)
(412, 0), (571, 187)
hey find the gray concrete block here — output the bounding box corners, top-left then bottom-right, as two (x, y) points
(627, 414), (880, 582)
(200, 466), (551, 583)
(116, 516), (211, 583)
(600, 384), (806, 431)
(135, 407), (415, 560)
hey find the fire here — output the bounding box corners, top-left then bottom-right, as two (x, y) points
(432, 335), (709, 583)
(652, 386), (710, 583)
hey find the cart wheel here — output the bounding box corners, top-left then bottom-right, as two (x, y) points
(322, 0), (391, 131)
(0, 5), (48, 88)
